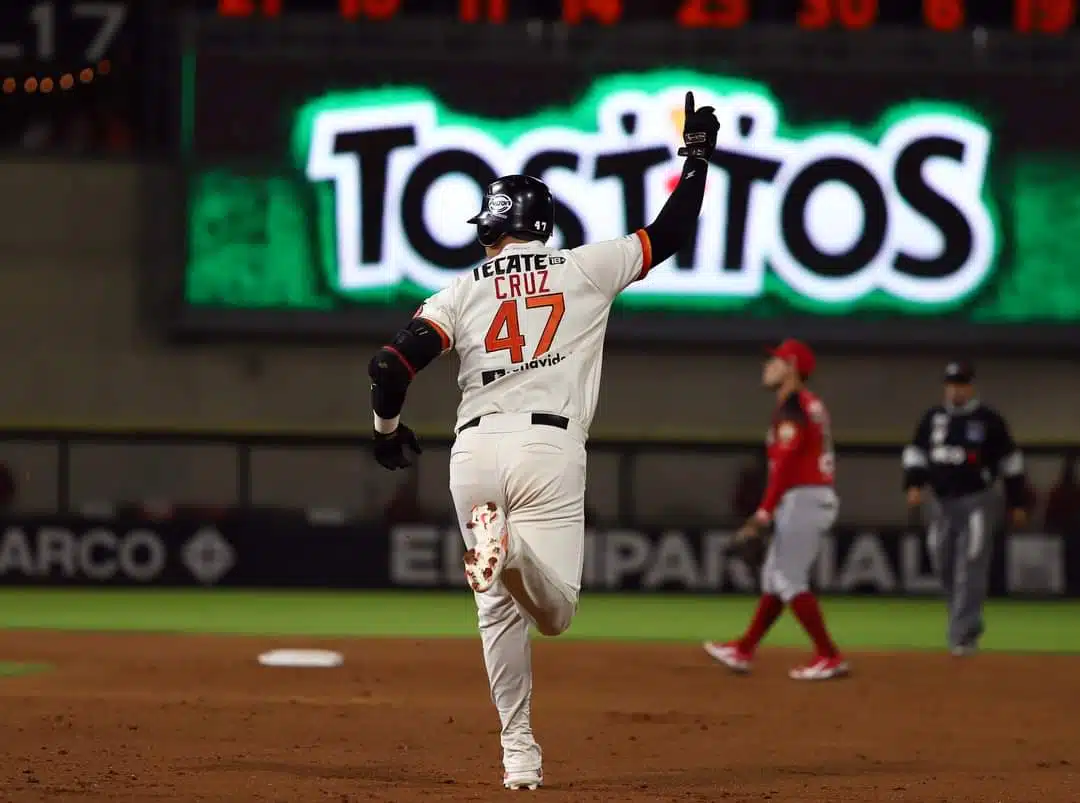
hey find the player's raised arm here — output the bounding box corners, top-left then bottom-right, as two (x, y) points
(574, 91), (719, 298)
(643, 91), (719, 267)
(367, 289), (455, 470)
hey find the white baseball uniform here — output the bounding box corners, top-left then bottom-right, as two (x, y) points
(414, 229), (653, 776)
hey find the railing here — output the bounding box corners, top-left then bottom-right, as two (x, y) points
(0, 427), (1073, 526)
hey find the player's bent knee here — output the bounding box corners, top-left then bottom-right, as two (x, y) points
(535, 610), (572, 637)
(535, 621), (564, 637)
(535, 617), (570, 637)
(529, 591), (574, 634)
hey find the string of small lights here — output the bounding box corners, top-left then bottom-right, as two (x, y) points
(2, 60), (110, 94)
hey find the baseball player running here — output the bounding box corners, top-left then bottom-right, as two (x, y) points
(903, 361), (1028, 656)
(367, 92), (719, 790)
(704, 340), (848, 680)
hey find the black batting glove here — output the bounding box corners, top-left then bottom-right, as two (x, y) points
(678, 90), (719, 161)
(373, 423), (422, 471)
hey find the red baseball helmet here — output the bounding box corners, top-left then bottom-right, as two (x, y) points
(768, 339), (816, 378)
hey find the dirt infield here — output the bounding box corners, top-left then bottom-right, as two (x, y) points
(0, 631), (1077, 802)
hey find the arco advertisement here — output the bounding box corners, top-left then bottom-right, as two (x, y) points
(180, 51), (1080, 346)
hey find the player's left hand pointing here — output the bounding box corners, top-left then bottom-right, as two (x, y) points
(678, 91), (719, 161)
(373, 423), (422, 470)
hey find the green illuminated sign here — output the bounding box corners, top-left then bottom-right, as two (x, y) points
(185, 69), (1080, 322)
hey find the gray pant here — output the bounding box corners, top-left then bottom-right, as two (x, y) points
(762, 486), (839, 602)
(924, 490), (999, 649)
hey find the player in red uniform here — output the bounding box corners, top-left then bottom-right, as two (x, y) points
(704, 339), (849, 680)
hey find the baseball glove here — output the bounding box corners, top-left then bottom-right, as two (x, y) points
(725, 528), (770, 573)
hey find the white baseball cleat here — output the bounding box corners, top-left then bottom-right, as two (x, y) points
(703, 641), (753, 674)
(788, 655), (850, 681)
(463, 502), (509, 593)
(503, 767), (542, 791)
(950, 644), (978, 657)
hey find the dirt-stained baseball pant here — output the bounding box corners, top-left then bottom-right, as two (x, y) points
(449, 413), (586, 772)
(761, 486), (839, 601)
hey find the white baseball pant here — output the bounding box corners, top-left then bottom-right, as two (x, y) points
(449, 412), (586, 773)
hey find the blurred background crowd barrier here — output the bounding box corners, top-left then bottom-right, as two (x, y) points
(0, 428), (1079, 531)
(0, 0), (1077, 594)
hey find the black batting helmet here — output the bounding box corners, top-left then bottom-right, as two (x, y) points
(467, 175), (554, 248)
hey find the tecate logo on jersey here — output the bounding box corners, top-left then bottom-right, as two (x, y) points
(298, 70), (997, 313)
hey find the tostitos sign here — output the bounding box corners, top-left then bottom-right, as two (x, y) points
(296, 69), (996, 314)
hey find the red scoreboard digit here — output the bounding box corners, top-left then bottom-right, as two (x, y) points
(798, 0), (879, 29)
(459, 0), (507, 22)
(923, 0), (965, 31)
(676, 0), (747, 28)
(341, 0), (400, 18)
(562, 0), (623, 25)
(1014, 0), (1076, 32)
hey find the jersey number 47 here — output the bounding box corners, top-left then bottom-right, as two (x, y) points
(484, 294), (566, 364)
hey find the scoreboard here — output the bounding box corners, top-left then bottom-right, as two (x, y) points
(0, 0), (1072, 91)
(214, 0), (1078, 33)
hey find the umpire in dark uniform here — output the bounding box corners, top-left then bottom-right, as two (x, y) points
(902, 361), (1028, 656)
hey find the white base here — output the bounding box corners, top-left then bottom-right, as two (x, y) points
(257, 649), (344, 668)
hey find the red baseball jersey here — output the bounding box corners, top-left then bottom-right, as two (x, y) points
(759, 389), (835, 515)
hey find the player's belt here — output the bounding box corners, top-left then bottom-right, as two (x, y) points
(457, 413), (570, 433)
(935, 486), (991, 500)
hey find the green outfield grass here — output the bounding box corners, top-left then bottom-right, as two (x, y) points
(0, 590), (1075, 653)
(0, 661), (52, 676)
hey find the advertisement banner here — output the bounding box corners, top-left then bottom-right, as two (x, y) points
(391, 525), (1069, 597)
(0, 518), (233, 586)
(175, 29), (1080, 347)
(0, 516), (357, 588)
(0, 516), (1070, 597)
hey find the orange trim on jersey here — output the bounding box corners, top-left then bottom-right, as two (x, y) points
(383, 345), (416, 379)
(634, 229), (653, 281)
(416, 316), (451, 351)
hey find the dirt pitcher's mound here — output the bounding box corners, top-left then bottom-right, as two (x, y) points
(0, 631), (1076, 802)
